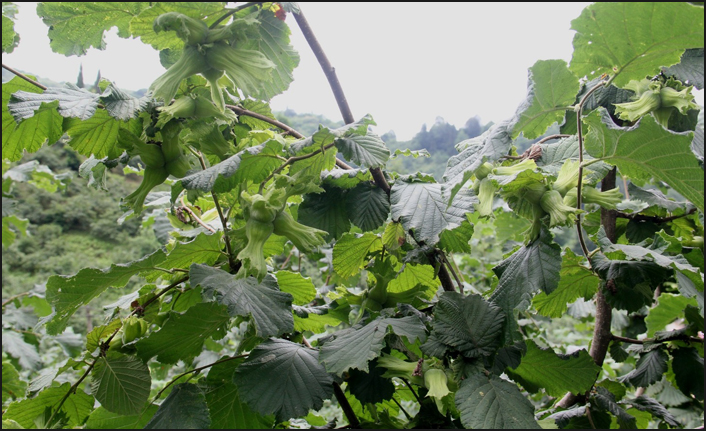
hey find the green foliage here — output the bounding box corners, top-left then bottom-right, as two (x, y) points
(2, 2), (704, 429)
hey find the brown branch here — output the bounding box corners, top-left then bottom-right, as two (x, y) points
(537, 134), (573, 145)
(612, 334), (703, 345)
(227, 104), (305, 139)
(616, 208), (697, 223)
(2, 63), (47, 90)
(292, 7), (390, 195)
(2, 292), (29, 308)
(141, 276), (190, 310)
(333, 382), (360, 429)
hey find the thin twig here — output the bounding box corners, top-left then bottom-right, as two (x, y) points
(2, 63), (47, 90)
(180, 196), (217, 233)
(585, 405), (597, 430)
(615, 208), (697, 223)
(401, 378), (423, 406)
(2, 292), (29, 308)
(258, 141), (337, 192)
(391, 396), (412, 421)
(208, 2), (259, 28)
(575, 79), (608, 263)
(612, 334), (703, 345)
(141, 276), (190, 310)
(537, 134), (573, 145)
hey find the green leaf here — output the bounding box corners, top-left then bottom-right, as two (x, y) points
(234, 338), (334, 422)
(45, 249), (167, 335)
(2, 215), (29, 248)
(676, 270), (704, 316)
(570, 2), (705, 87)
(345, 182), (390, 232)
(620, 347), (669, 388)
(672, 347), (704, 400)
(320, 316), (426, 376)
(332, 233), (382, 279)
(3, 383), (93, 428)
(390, 179), (475, 245)
(627, 182), (694, 213)
(584, 108), (703, 214)
(533, 248), (599, 318)
(85, 405), (158, 429)
(443, 120), (514, 201)
(665, 48), (704, 90)
(299, 185), (352, 241)
(438, 219), (474, 254)
(130, 2), (222, 51)
(336, 132), (391, 169)
(190, 264), (293, 338)
(2, 3), (19, 53)
(536, 135), (611, 185)
(100, 84), (150, 121)
(91, 354), (151, 416)
(456, 373), (540, 429)
(135, 302), (230, 364)
(645, 293), (696, 336)
(3, 77), (64, 162)
(36, 2), (148, 56)
(591, 387), (637, 429)
(205, 382), (274, 429)
(507, 340), (600, 397)
(346, 358), (396, 404)
(2, 361), (26, 403)
(274, 270), (316, 306)
(388, 263), (438, 295)
(426, 292), (505, 359)
(143, 232), (223, 282)
(623, 396), (680, 428)
(490, 228), (561, 343)
(177, 141), (284, 194)
(65, 111), (140, 159)
(249, 9), (300, 100)
(9, 84), (99, 121)
(145, 383), (210, 429)
(511, 60), (579, 139)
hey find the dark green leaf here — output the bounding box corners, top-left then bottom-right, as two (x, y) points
(332, 233), (381, 279)
(3, 77), (64, 162)
(665, 48), (704, 89)
(2, 360), (26, 403)
(676, 270), (704, 316)
(391, 179), (475, 245)
(91, 354), (151, 416)
(36, 2), (148, 56)
(205, 381), (274, 429)
(570, 2), (704, 87)
(427, 292), (504, 359)
(455, 373), (540, 429)
(135, 302), (230, 364)
(550, 406), (612, 430)
(320, 316), (427, 375)
(590, 387), (636, 429)
(234, 338), (334, 422)
(672, 347), (704, 400)
(511, 60), (579, 139)
(145, 383), (210, 429)
(190, 264), (293, 338)
(45, 249), (167, 335)
(627, 182), (694, 213)
(610, 342), (630, 363)
(620, 347), (668, 388)
(85, 405), (158, 429)
(336, 132), (390, 169)
(3, 383), (93, 428)
(299, 185), (351, 241)
(584, 109), (704, 213)
(533, 248), (598, 318)
(345, 358), (395, 404)
(536, 135), (611, 185)
(345, 182), (390, 232)
(507, 340), (600, 397)
(9, 84), (99, 121)
(490, 228), (561, 343)
(622, 396), (680, 427)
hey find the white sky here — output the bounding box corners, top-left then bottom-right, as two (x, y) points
(5, 2), (701, 141)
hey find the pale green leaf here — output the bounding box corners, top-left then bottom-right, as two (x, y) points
(37, 2), (148, 56)
(65, 111), (140, 159)
(100, 84), (150, 121)
(2, 3), (19, 53)
(511, 60), (579, 139)
(135, 302), (230, 364)
(645, 293), (696, 337)
(336, 132), (391, 169)
(91, 354), (151, 416)
(3, 383), (93, 428)
(570, 2), (704, 87)
(456, 373), (540, 429)
(143, 232), (223, 282)
(2, 361), (26, 403)
(387, 263), (438, 294)
(129, 2), (223, 50)
(145, 383), (210, 429)
(234, 338), (334, 422)
(9, 84), (99, 120)
(507, 340), (600, 397)
(45, 249), (167, 335)
(275, 270), (316, 305)
(585, 109), (704, 213)
(190, 264), (293, 338)
(438, 219), (474, 253)
(332, 233), (382, 279)
(1, 331), (40, 370)
(85, 405), (158, 429)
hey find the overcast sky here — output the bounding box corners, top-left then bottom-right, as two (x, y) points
(6, 2), (700, 141)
